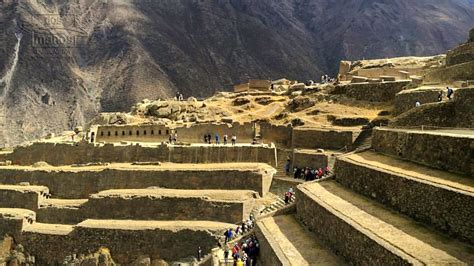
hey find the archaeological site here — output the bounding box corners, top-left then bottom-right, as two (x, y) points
(0, 1), (474, 265)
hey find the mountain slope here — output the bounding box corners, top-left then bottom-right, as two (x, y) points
(0, 0), (473, 146)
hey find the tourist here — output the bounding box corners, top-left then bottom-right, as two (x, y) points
(325, 165), (331, 176)
(215, 134), (220, 144)
(236, 258), (244, 266)
(231, 135), (237, 145)
(223, 134), (228, 145)
(168, 134), (172, 143)
(176, 91), (180, 101)
(415, 100), (421, 107)
(284, 190), (291, 204)
(284, 158), (291, 176)
(438, 91), (443, 102)
(204, 134), (208, 144)
(197, 246), (202, 261)
(173, 132), (178, 143)
(207, 134), (211, 144)
(224, 246), (230, 264)
(447, 86), (454, 100)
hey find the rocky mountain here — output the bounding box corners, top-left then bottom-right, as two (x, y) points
(0, 0), (473, 146)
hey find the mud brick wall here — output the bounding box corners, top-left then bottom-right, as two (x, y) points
(335, 158), (474, 244)
(0, 142), (276, 166)
(292, 128), (353, 150)
(372, 128), (473, 176)
(295, 185), (411, 265)
(96, 122), (255, 144)
(0, 167), (273, 198)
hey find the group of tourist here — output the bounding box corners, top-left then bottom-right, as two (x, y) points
(415, 86), (455, 108)
(293, 166), (331, 181)
(168, 132), (178, 144)
(204, 134), (237, 145)
(321, 74), (336, 84)
(175, 91), (184, 101)
(224, 235), (259, 266)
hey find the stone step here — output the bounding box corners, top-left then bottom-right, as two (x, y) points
(255, 214), (344, 265)
(296, 180), (474, 265)
(336, 151), (474, 244)
(36, 188), (257, 224)
(19, 219), (233, 265)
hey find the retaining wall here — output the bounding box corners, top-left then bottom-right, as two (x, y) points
(342, 81), (411, 102)
(0, 142), (276, 166)
(19, 220), (228, 264)
(394, 88), (443, 115)
(296, 185), (410, 265)
(335, 157), (474, 244)
(292, 149), (328, 169)
(292, 128), (353, 150)
(372, 128), (473, 176)
(0, 165), (274, 198)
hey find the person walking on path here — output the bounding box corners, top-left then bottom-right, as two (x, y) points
(447, 87), (454, 100)
(197, 246), (202, 261)
(231, 135), (237, 145)
(223, 134), (228, 145)
(215, 134), (220, 144)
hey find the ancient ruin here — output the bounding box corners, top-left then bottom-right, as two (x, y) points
(0, 17), (473, 266)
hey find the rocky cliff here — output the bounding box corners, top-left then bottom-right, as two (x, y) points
(0, 0), (473, 146)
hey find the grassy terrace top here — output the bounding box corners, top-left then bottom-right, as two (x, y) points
(92, 188), (258, 201)
(0, 162), (275, 172)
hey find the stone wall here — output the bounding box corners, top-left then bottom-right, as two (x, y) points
(391, 87), (474, 128)
(0, 190), (41, 211)
(372, 128), (473, 176)
(394, 88), (443, 115)
(254, 220), (290, 266)
(0, 142), (276, 166)
(20, 220), (228, 264)
(356, 67), (424, 79)
(454, 87), (474, 128)
(292, 149), (328, 169)
(82, 195), (252, 224)
(335, 157), (474, 244)
(292, 128), (353, 150)
(260, 123), (292, 148)
(423, 61), (474, 83)
(342, 81), (411, 102)
(0, 210), (34, 240)
(0, 165), (274, 198)
(295, 185), (411, 265)
(446, 42), (474, 66)
(391, 101), (455, 127)
(96, 122), (255, 144)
